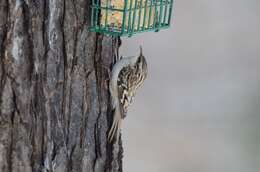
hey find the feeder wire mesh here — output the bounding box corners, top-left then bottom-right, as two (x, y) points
(90, 0), (174, 37)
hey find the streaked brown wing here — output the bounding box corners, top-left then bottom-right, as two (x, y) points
(117, 66), (134, 118)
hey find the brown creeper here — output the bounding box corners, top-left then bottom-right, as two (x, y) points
(108, 46), (148, 142)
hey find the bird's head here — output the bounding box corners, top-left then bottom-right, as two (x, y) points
(135, 46), (148, 84)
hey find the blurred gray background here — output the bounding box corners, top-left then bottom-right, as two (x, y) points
(120, 0), (260, 171)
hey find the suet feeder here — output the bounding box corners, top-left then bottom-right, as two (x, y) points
(90, 0), (174, 37)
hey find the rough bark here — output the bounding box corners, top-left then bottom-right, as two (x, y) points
(0, 0), (123, 172)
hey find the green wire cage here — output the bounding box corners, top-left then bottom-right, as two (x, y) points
(90, 0), (174, 37)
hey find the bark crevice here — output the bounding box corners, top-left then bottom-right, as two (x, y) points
(0, 1), (123, 172)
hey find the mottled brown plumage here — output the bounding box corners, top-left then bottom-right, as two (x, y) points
(108, 47), (148, 142)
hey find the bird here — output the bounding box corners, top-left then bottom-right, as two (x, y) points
(108, 46), (148, 142)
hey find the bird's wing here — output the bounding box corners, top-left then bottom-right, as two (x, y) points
(108, 66), (133, 142)
(108, 56), (139, 142)
(117, 66), (135, 117)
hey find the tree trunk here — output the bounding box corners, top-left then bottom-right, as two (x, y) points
(0, 0), (123, 172)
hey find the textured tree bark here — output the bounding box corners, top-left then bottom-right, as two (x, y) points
(0, 0), (123, 172)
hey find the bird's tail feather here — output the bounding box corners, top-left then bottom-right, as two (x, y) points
(108, 104), (123, 142)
